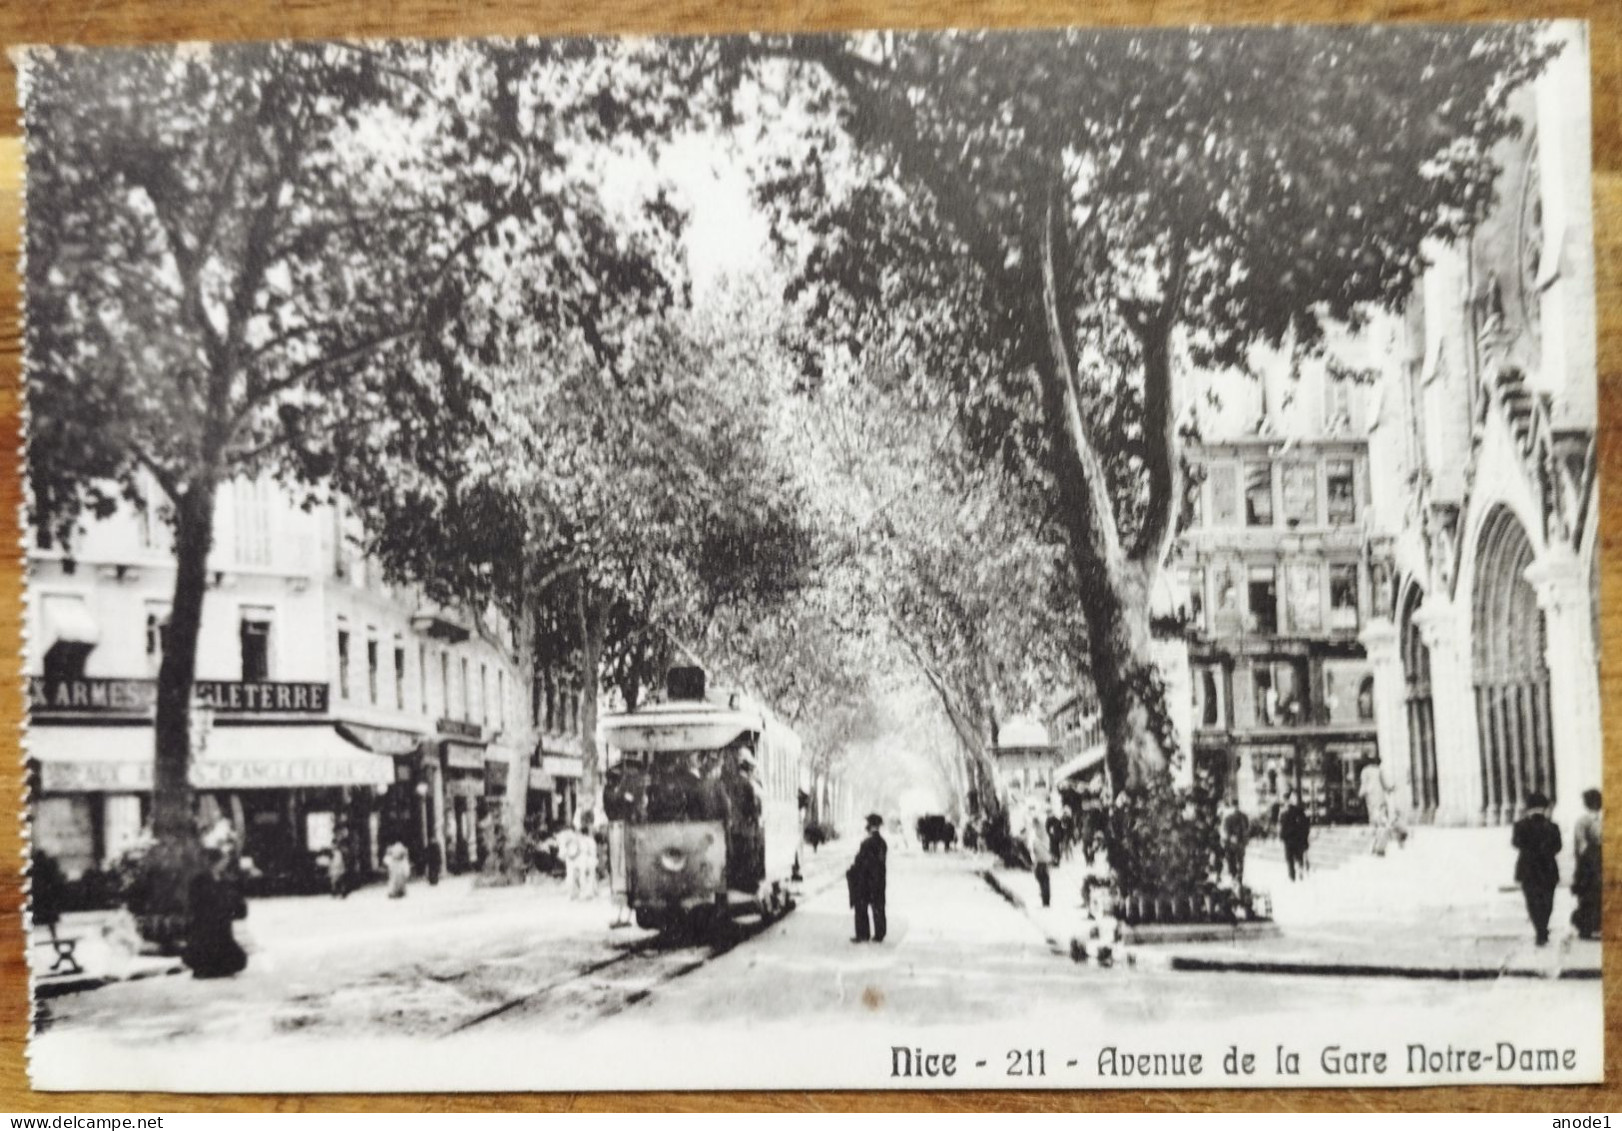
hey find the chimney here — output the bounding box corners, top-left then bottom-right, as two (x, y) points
(666, 666), (707, 702)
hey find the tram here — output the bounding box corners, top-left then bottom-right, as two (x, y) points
(599, 667), (804, 932)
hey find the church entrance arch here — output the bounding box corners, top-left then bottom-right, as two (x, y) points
(1471, 507), (1554, 823)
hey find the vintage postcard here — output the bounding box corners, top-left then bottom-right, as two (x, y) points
(17, 20), (1603, 1092)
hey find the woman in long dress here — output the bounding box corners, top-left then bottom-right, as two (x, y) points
(184, 849), (248, 979)
(1572, 789), (1602, 940)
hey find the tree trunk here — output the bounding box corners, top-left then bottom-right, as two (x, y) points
(496, 586), (539, 881)
(137, 477), (217, 949)
(1079, 565), (1169, 794)
(1026, 190), (1175, 797)
(576, 582), (608, 823)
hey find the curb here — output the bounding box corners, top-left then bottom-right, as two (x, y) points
(1167, 955), (1602, 981)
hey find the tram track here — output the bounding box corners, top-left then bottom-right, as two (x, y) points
(445, 865), (848, 1035)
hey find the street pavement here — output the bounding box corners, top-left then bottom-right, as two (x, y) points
(985, 824), (1600, 980)
(29, 841), (1599, 1090)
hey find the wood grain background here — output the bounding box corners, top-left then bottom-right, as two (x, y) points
(0, 0), (1617, 1114)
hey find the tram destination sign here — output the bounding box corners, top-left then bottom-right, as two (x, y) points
(30, 677), (330, 715)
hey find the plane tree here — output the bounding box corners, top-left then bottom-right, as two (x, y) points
(739, 24), (1554, 795)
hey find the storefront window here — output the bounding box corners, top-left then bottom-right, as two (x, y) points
(1329, 563), (1360, 631)
(1247, 566), (1278, 634)
(1281, 463), (1317, 527)
(1245, 463), (1274, 527)
(1327, 460), (1357, 525)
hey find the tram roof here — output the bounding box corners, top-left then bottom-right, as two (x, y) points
(598, 699), (766, 753)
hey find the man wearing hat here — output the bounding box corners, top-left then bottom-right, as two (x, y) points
(847, 813), (888, 943)
(1512, 791), (1563, 946)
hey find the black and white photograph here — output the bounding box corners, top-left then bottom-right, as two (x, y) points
(17, 19), (1603, 1092)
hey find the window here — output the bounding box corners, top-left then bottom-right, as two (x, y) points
(544, 673), (557, 732)
(1327, 460), (1357, 526)
(1186, 567), (1206, 631)
(1253, 660), (1304, 727)
(337, 630), (351, 699)
(497, 669), (506, 729)
(1247, 566), (1278, 635)
(1196, 665), (1224, 728)
(239, 610), (272, 682)
(145, 604), (171, 672)
(1281, 464), (1317, 527)
(233, 477), (273, 567)
(366, 636), (380, 704)
(1329, 563), (1360, 631)
(136, 471), (170, 552)
(440, 652), (451, 718)
(1244, 464), (1274, 527)
(394, 642), (407, 710)
(460, 657), (471, 721)
(1286, 561), (1323, 634)
(1207, 464), (1240, 527)
(419, 645), (429, 715)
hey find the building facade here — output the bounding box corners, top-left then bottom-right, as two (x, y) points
(27, 476), (581, 889)
(1172, 438), (1382, 824)
(1363, 25), (1599, 829)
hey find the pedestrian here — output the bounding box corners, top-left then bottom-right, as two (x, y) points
(326, 840), (349, 900)
(426, 839), (443, 887)
(1028, 815), (1054, 909)
(1279, 789), (1311, 882)
(1219, 799), (1251, 886)
(1512, 791), (1563, 946)
(184, 847), (248, 979)
(566, 813), (598, 900)
(384, 841), (411, 899)
(846, 813), (888, 943)
(1571, 789), (1602, 940)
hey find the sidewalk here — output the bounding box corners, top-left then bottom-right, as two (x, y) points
(983, 827), (1601, 980)
(34, 840), (854, 1001)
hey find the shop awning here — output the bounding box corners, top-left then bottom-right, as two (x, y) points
(31, 727), (151, 792)
(1055, 744), (1107, 782)
(41, 595), (99, 648)
(32, 725), (397, 792)
(194, 726), (396, 789)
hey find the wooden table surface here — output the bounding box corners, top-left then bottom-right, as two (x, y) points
(0, 0), (1617, 1114)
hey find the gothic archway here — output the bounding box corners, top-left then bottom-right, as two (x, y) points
(1471, 507), (1555, 822)
(1399, 585), (1438, 820)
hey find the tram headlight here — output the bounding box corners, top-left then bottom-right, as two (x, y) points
(658, 847), (687, 873)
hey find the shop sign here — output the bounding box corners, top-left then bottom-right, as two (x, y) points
(30, 677), (329, 715)
(40, 759), (152, 793)
(196, 681), (328, 713)
(190, 756), (391, 789)
(444, 741), (486, 770)
(437, 717), (483, 741)
(541, 755), (583, 780)
(335, 721), (424, 755)
(31, 678), (156, 714)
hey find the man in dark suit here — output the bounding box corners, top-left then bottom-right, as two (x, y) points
(1512, 791), (1563, 946)
(847, 813), (888, 943)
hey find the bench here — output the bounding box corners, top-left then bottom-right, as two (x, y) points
(37, 922), (83, 977)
